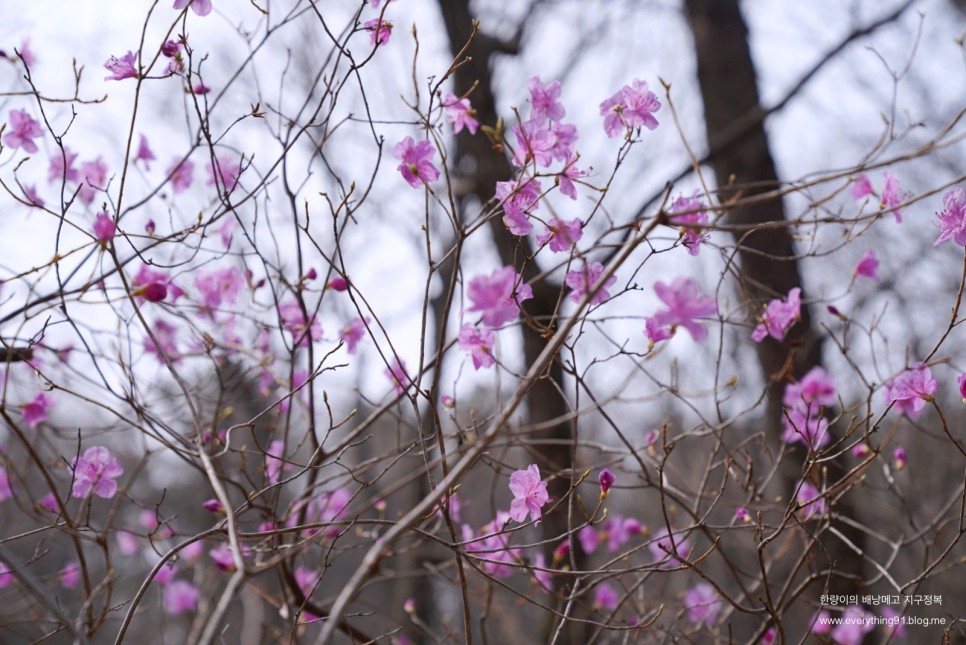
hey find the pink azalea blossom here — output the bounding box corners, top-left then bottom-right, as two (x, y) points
(23, 184), (44, 208)
(166, 157), (194, 193)
(892, 446), (908, 471)
(593, 583), (619, 610)
(601, 516), (642, 552)
(59, 561), (80, 589)
(881, 606), (907, 639)
(326, 276), (348, 291)
(193, 267), (243, 319)
(393, 136), (439, 188)
(598, 468), (615, 497)
(78, 157), (109, 205)
(173, 0), (212, 17)
(645, 317), (673, 346)
(528, 76), (566, 122)
(577, 525), (599, 554)
(152, 561), (178, 586)
(684, 582), (721, 626)
(880, 171), (907, 223)
(647, 277), (718, 342)
(668, 193), (708, 256)
(760, 628), (777, 645)
(339, 317), (369, 354)
(3, 109), (44, 153)
(364, 18), (393, 46)
(0, 560), (13, 588)
(265, 440), (286, 485)
(648, 527), (690, 569)
(133, 265), (184, 303)
(385, 357), (410, 396)
(48, 147), (79, 184)
(566, 261), (616, 305)
(557, 156), (588, 199)
(853, 249), (879, 280)
(536, 217), (582, 252)
(116, 531), (140, 555)
(958, 372), (966, 403)
(780, 407), (830, 450)
(144, 319), (180, 363)
(37, 492), (58, 513)
(190, 83), (210, 95)
(161, 40), (182, 58)
(457, 324), (496, 370)
(442, 92), (479, 135)
(508, 464), (550, 524)
(934, 187), (966, 247)
(93, 212), (115, 244)
(885, 362), (937, 416)
(279, 300), (322, 347)
(599, 78), (661, 137)
(164, 579), (200, 615)
(207, 154), (240, 192)
(830, 605), (875, 645)
(795, 480), (826, 520)
(736, 507), (752, 523)
(511, 119), (554, 168)
(135, 134), (155, 170)
(850, 174), (873, 200)
(0, 467), (11, 503)
(462, 512), (520, 578)
(752, 287), (801, 343)
(202, 498), (225, 513)
(71, 446), (123, 499)
(209, 543), (236, 571)
(22, 392), (52, 428)
(467, 265), (533, 328)
(17, 38), (35, 67)
(104, 51), (138, 81)
(495, 178), (541, 236)
(808, 609), (831, 635)
(783, 366), (836, 410)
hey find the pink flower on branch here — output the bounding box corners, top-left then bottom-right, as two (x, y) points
(751, 287), (801, 343)
(508, 464), (550, 523)
(527, 76), (565, 122)
(934, 187), (966, 247)
(164, 579), (200, 615)
(442, 92), (479, 135)
(206, 154), (241, 193)
(495, 178), (541, 236)
(885, 362), (937, 416)
(457, 324), (496, 370)
(467, 266), (533, 328)
(71, 446), (123, 499)
(511, 119), (554, 168)
(880, 170), (908, 222)
(3, 109), (44, 153)
(173, 0), (212, 17)
(93, 212), (115, 245)
(853, 249), (879, 281)
(565, 261), (616, 306)
(393, 136), (439, 188)
(684, 582), (721, 626)
(364, 18), (393, 47)
(385, 357), (410, 396)
(795, 480), (826, 520)
(668, 193), (709, 256)
(646, 277), (717, 342)
(166, 157), (194, 193)
(600, 78), (661, 138)
(104, 51), (138, 81)
(22, 392), (53, 428)
(78, 157), (109, 205)
(536, 217), (582, 253)
(279, 300), (322, 347)
(135, 134), (155, 170)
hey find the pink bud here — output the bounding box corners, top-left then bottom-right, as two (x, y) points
(441, 394), (455, 408)
(552, 540), (570, 563)
(137, 282), (168, 302)
(598, 468), (615, 498)
(93, 213), (116, 244)
(145, 219), (156, 235)
(304, 267), (318, 281)
(958, 373), (966, 403)
(37, 493), (58, 513)
(852, 443), (871, 458)
(892, 446), (907, 471)
(735, 507), (752, 524)
(327, 276), (349, 292)
(202, 498), (225, 513)
(403, 598), (416, 614)
(161, 40), (181, 57)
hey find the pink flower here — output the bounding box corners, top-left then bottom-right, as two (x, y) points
(190, 83), (210, 95)
(161, 40), (182, 58)
(853, 249), (879, 281)
(536, 217), (582, 252)
(202, 498), (225, 513)
(598, 468), (615, 498)
(135, 134), (155, 170)
(602, 516), (642, 552)
(37, 492), (58, 513)
(133, 265), (184, 303)
(144, 320), (180, 363)
(760, 628), (776, 645)
(22, 392), (52, 428)
(442, 92), (479, 135)
(193, 267), (243, 318)
(3, 109), (43, 153)
(511, 119), (554, 168)
(508, 464), (550, 523)
(528, 76), (566, 122)
(104, 51), (138, 81)
(326, 276), (348, 291)
(17, 38), (35, 67)
(339, 317), (369, 354)
(93, 212), (115, 244)
(647, 277), (718, 342)
(880, 171), (907, 223)
(644, 317), (673, 346)
(783, 366), (836, 410)
(735, 507), (752, 524)
(173, 0), (212, 17)
(209, 543), (236, 571)
(467, 265), (533, 328)
(0, 467), (11, 503)
(668, 193), (708, 256)
(593, 583), (619, 610)
(167, 158), (194, 193)
(48, 147), (79, 184)
(23, 184), (44, 208)
(393, 136), (439, 188)
(71, 446), (123, 499)
(458, 324), (496, 370)
(830, 605), (875, 645)
(958, 372), (966, 403)
(279, 300), (322, 347)
(881, 606), (907, 639)
(152, 561), (178, 586)
(892, 446), (908, 471)
(495, 178), (541, 236)
(566, 261), (616, 306)
(78, 157), (109, 205)
(207, 154), (240, 192)
(577, 525), (599, 554)
(684, 582), (720, 626)
(751, 287), (801, 343)
(364, 18), (393, 47)
(116, 531), (140, 555)
(164, 580), (200, 615)
(0, 560), (13, 589)
(934, 187), (966, 247)
(59, 561), (80, 589)
(885, 362), (937, 416)
(462, 513), (520, 578)
(385, 357), (410, 396)
(850, 174), (873, 200)
(557, 156), (587, 199)
(780, 407), (830, 450)
(808, 609), (831, 635)
(599, 78), (661, 137)
(795, 480), (826, 520)
(265, 440), (285, 485)
(648, 527), (690, 569)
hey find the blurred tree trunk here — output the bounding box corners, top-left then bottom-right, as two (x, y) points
(436, 2), (588, 643)
(684, 0), (863, 618)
